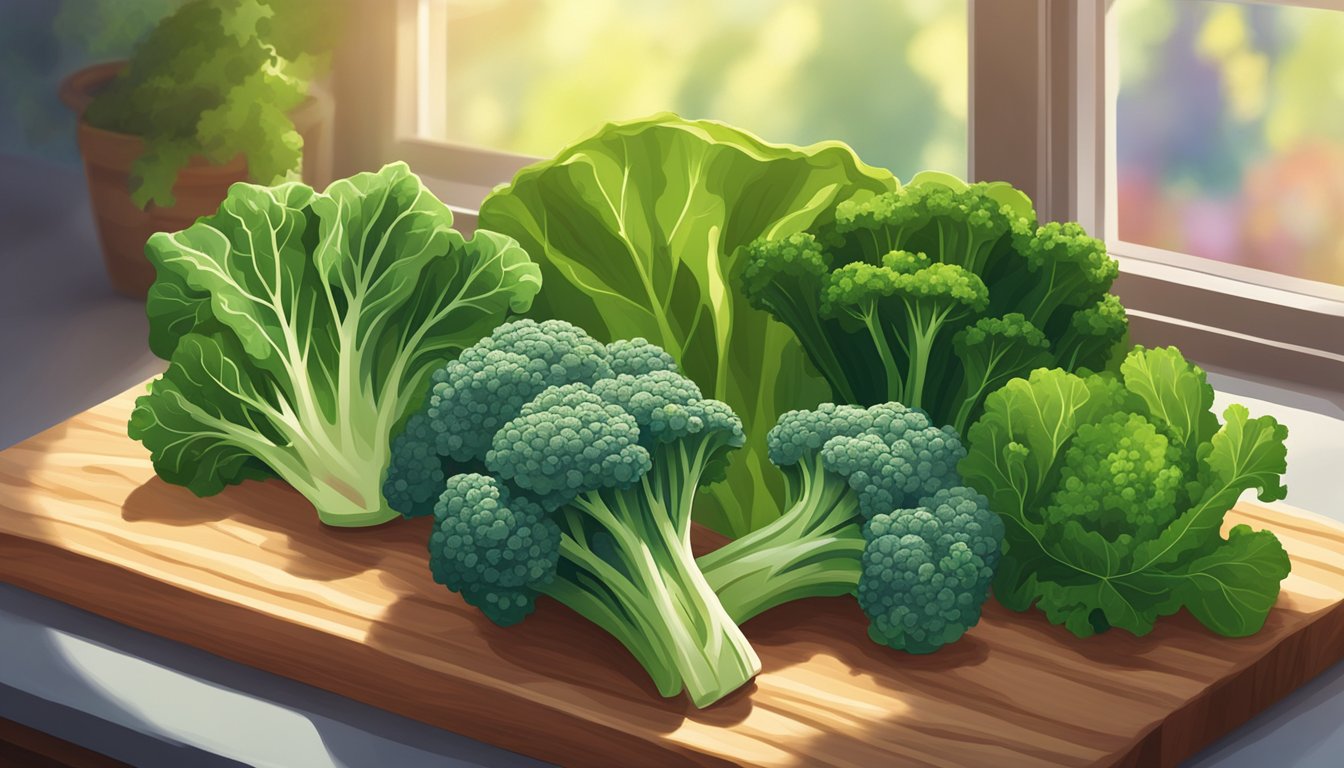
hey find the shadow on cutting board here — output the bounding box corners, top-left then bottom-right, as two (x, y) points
(120, 476), (402, 583)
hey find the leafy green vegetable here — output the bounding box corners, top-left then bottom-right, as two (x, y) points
(740, 170), (1129, 436)
(959, 346), (1291, 638)
(477, 114), (897, 536)
(129, 162), (542, 526)
(83, 0), (338, 207)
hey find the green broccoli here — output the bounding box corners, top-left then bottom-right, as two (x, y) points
(388, 319), (760, 707)
(948, 313), (1052, 433)
(696, 402), (1004, 654)
(741, 171), (1128, 435)
(821, 255), (990, 410)
(383, 319), (617, 519)
(1054, 293), (1130, 373)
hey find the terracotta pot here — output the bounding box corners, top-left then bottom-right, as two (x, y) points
(59, 61), (333, 299)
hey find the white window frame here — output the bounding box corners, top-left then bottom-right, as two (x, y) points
(334, 0), (1344, 388)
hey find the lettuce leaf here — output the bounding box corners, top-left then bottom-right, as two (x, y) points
(477, 114), (897, 535)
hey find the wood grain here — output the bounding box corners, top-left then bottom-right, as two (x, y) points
(0, 385), (1341, 767)
(0, 717), (131, 768)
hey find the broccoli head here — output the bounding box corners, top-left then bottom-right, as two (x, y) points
(741, 171), (1127, 435)
(384, 319), (613, 518)
(860, 487), (1003, 653)
(428, 473), (559, 626)
(392, 319), (759, 707)
(697, 401), (1003, 654)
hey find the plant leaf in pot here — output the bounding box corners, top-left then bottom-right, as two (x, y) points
(59, 0), (338, 299)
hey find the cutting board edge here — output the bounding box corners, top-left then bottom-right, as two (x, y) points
(0, 531), (745, 768)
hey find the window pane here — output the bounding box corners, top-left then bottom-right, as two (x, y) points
(429, 0), (967, 179)
(1115, 0), (1344, 288)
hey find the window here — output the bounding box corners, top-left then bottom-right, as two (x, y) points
(335, 0), (1343, 387)
(344, 0), (968, 211)
(417, 0), (968, 182)
(1111, 0), (1344, 296)
(1072, 0), (1343, 387)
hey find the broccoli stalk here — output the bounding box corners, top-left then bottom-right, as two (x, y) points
(697, 403), (1004, 654)
(391, 320), (760, 707)
(697, 448), (866, 623)
(466, 378), (758, 706)
(948, 314), (1053, 434)
(820, 254), (989, 411)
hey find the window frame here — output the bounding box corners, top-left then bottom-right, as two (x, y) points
(334, 0), (1344, 388)
(333, 0), (536, 227)
(970, 0), (1343, 388)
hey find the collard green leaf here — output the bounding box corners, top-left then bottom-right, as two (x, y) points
(129, 332), (284, 494)
(989, 533), (1047, 612)
(1034, 578), (1164, 638)
(146, 181), (317, 364)
(959, 368), (1096, 524)
(478, 114), (896, 535)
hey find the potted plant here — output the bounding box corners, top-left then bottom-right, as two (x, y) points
(58, 0), (337, 298)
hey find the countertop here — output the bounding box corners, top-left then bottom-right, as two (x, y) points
(1, 153), (1341, 767)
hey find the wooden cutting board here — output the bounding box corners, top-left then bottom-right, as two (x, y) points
(1, 384), (1342, 768)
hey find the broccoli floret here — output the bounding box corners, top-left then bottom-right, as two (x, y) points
(488, 388), (651, 498)
(834, 180), (1022, 280)
(1008, 221), (1120, 331)
(698, 402), (1003, 654)
(384, 319), (612, 517)
(381, 411), (446, 519)
(740, 173), (1127, 436)
(821, 259), (989, 410)
(860, 487), (1003, 654)
(604, 337), (680, 376)
(399, 320), (759, 708)
(948, 313), (1053, 432)
(1054, 294), (1130, 373)
(740, 233), (876, 404)
(428, 473), (559, 626)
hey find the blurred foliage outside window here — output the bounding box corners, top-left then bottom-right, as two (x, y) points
(430, 0), (968, 181)
(1116, 0), (1344, 288)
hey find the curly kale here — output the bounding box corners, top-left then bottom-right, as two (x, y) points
(960, 346), (1291, 638)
